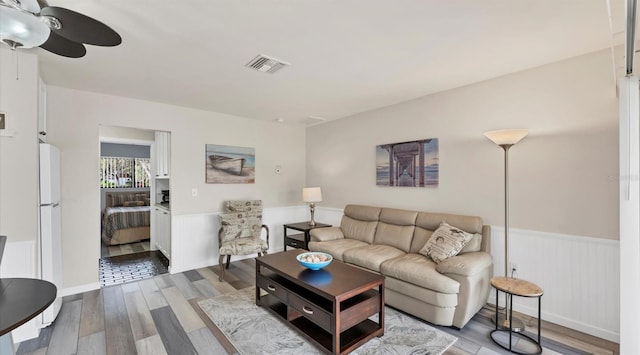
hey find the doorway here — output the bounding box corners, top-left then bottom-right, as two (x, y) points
(98, 126), (169, 286)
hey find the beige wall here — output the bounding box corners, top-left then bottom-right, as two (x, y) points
(306, 49), (618, 240)
(0, 49), (40, 246)
(46, 87), (306, 288)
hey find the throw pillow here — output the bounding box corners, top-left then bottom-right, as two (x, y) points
(123, 200), (144, 207)
(419, 222), (473, 263)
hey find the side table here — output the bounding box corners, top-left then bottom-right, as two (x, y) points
(283, 222), (331, 250)
(489, 276), (543, 355)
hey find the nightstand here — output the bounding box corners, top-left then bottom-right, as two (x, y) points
(283, 222), (331, 250)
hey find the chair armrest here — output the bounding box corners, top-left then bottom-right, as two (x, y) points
(309, 227), (344, 242)
(436, 251), (493, 277)
(262, 224), (270, 247)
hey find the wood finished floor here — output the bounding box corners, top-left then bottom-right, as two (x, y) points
(101, 240), (151, 258)
(17, 258), (619, 355)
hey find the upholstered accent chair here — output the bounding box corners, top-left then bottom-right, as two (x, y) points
(218, 200), (269, 281)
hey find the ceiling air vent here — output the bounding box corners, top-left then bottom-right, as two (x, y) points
(300, 116), (327, 125)
(245, 54), (290, 74)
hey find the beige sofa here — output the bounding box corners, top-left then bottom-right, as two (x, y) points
(308, 205), (492, 329)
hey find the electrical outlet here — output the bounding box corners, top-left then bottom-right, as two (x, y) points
(192, 188), (197, 197)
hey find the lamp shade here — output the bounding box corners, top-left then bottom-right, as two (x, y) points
(484, 129), (528, 146)
(302, 187), (322, 202)
(0, 6), (50, 49)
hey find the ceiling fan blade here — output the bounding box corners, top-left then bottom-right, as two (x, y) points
(39, 31), (86, 58)
(40, 6), (121, 46)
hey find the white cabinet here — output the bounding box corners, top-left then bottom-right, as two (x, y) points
(153, 206), (171, 260)
(154, 131), (171, 178)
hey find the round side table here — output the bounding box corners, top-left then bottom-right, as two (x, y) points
(489, 276), (543, 355)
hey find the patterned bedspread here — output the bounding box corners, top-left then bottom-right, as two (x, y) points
(101, 206), (151, 243)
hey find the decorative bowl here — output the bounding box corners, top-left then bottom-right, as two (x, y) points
(296, 252), (333, 270)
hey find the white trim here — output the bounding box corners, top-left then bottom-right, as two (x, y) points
(60, 282), (100, 297)
(516, 302), (619, 343)
(619, 75), (640, 353)
(99, 137), (153, 146)
(489, 225), (618, 246)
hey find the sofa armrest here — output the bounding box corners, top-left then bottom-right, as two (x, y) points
(309, 227), (344, 242)
(436, 251), (493, 277)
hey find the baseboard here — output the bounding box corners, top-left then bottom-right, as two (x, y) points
(60, 282), (100, 297)
(517, 304), (620, 343)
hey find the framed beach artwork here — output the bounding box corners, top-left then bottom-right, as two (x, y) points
(205, 144), (255, 184)
(376, 138), (439, 187)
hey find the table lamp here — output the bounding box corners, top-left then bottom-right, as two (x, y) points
(303, 187), (322, 226)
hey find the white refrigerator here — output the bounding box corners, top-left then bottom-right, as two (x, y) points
(39, 143), (62, 326)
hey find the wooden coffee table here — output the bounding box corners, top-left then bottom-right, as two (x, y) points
(255, 250), (385, 354)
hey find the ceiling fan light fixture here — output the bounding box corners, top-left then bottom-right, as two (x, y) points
(0, 5), (50, 49)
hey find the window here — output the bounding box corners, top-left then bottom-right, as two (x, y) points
(100, 157), (150, 188)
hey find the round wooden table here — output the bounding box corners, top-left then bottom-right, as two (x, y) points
(489, 276), (543, 355)
(0, 278), (57, 354)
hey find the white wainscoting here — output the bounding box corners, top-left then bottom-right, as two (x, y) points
(489, 226), (620, 343)
(169, 205), (309, 274)
(314, 207), (620, 342)
(55, 204), (620, 344)
(0, 240), (41, 343)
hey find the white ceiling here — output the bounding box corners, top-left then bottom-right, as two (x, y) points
(31, 0), (626, 125)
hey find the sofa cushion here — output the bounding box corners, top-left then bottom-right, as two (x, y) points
(415, 212), (483, 234)
(340, 216), (378, 244)
(343, 244), (406, 272)
(410, 226), (433, 254)
(308, 239), (368, 261)
(379, 208), (418, 226)
(344, 205), (381, 221)
(373, 208), (417, 252)
(385, 277), (458, 307)
(380, 253), (460, 294)
(436, 251), (493, 276)
(459, 233), (482, 254)
(411, 212), (482, 254)
(309, 227), (344, 242)
(373, 222), (414, 253)
(419, 222), (473, 263)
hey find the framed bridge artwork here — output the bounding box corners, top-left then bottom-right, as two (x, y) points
(205, 144), (255, 184)
(376, 138), (439, 187)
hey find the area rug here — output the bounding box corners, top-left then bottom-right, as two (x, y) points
(198, 287), (457, 354)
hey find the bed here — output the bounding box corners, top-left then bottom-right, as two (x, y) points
(101, 191), (151, 245)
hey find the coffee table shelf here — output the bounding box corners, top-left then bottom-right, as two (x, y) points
(256, 250), (384, 354)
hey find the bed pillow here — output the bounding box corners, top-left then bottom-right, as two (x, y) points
(419, 222), (473, 263)
(136, 193), (150, 205)
(123, 200), (145, 207)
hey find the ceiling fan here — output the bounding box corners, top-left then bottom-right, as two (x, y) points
(0, 0), (121, 58)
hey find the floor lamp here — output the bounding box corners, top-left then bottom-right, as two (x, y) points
(484, 128), (528, 331)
